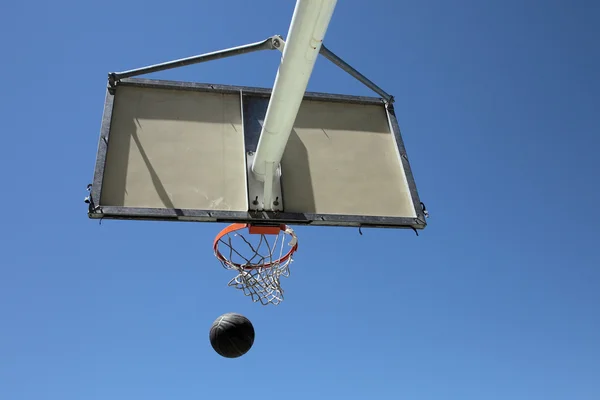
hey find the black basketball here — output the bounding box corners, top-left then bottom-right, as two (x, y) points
(209, 313), (255, 358)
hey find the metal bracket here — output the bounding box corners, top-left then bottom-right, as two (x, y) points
(272, 36), (285, 53)
(246, 152), (283, 212)
(84, 183), (100, 214)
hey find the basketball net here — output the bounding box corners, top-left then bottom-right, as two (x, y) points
(213, 224), (298, 305)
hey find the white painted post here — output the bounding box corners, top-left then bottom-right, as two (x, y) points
(251, 0), (337, 188)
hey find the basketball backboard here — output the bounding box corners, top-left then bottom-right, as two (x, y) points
(88, 77), (426, 230)
(86, 2), (429, 306)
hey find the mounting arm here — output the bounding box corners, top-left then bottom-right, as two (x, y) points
(107, 35), (284, 87)
(319, 44), (394, 104)
(106, 35), (393, 105)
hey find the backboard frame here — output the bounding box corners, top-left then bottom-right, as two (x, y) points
(88, 77), (427, 230)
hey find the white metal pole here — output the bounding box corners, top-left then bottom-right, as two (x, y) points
(251, 0), (337, 182)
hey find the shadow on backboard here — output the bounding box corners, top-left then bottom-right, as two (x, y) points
(101, 87), (244, 209)
(281, 128), (316, 213)
(131, 120), (182, 215)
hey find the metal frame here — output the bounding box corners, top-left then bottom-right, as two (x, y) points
(88, 78), (427, 230)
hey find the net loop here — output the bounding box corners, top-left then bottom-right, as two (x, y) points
(213, 224), (298, 305)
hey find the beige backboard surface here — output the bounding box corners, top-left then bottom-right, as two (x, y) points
(90, 79), (426, 229)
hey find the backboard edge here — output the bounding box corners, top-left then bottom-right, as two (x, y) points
(117, 77), (386, 106)
(90, 88), (115, 210)
(89, 206), (426, 230)
(385, 104), (427, 223)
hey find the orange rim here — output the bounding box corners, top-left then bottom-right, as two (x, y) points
(213, 223), (298, 270)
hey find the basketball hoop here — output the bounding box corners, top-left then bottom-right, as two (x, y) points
(213, 223), (299, 305)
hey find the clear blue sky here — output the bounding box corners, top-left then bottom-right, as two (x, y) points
(1, 1), (599, 399)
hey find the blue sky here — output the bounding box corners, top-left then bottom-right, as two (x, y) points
(1, 0), (599, 399)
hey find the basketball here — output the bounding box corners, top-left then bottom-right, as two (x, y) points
(209, 313), (255, 358)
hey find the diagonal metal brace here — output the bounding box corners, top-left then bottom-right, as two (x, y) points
(106, 34), (393, 103)
(319, 44), (394, 104)
(108, 35), (284, 87)
(270, 38), (393, 103)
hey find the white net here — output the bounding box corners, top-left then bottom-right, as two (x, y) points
(214, 225), (298, 306)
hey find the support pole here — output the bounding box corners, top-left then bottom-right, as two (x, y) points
(251, 0), (337, 184)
